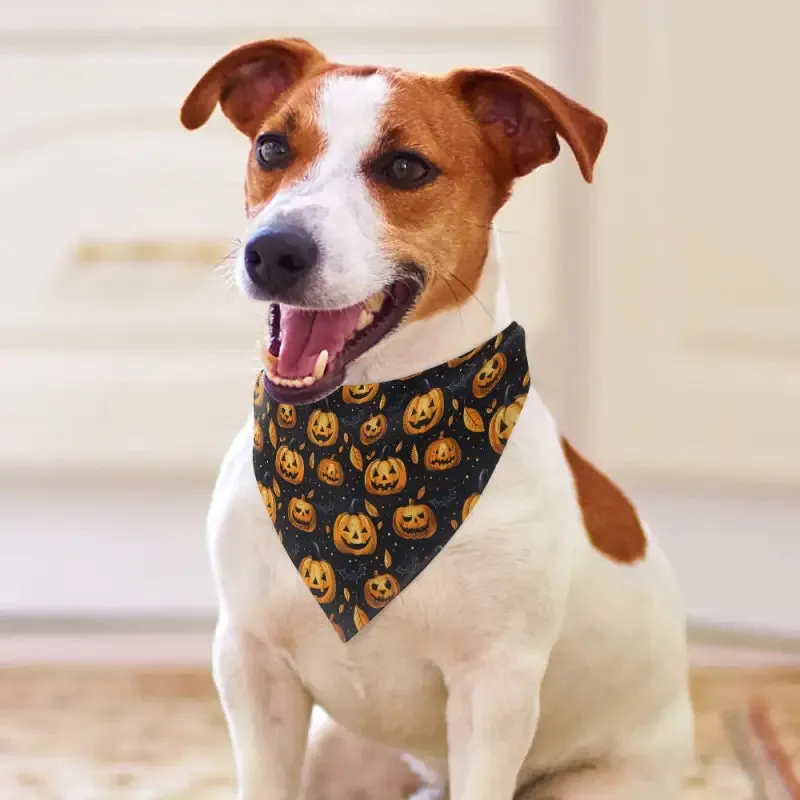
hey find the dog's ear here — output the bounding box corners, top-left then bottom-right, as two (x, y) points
(180, 38), (327, 137)
(444, 66), (607, 182)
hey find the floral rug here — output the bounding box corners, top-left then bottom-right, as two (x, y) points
(0, 667), (798, 799)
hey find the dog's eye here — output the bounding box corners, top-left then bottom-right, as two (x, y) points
(374, 151), (439, 190)
(255, 134), (292, 170)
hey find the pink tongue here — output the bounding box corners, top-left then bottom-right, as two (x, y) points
(278, 306), (362, 378)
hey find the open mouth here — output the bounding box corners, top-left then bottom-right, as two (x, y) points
(260, 277), (421, 404)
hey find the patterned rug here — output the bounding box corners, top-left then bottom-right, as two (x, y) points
(0, 667), (798, 799)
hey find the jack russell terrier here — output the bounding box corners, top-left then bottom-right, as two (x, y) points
(181, 37), (694, 800)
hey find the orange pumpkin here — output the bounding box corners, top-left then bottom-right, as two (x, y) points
(364, 446), (407, 495)
(392, 500), (438, 540)
(277, 403), (297, 428)
(359, 413), (387, 446)
(317, 457), (344, 487)
(364, 572), (401, 609)
(254, 418), (265, 451)
(424, 434), (462, 471)
(253, 376), (266, 406)
(342, 384), (379, 404)
(461, 468), (489, 522)
(447, 344), (483, 368)
(275, 441), (304, 484)
(402, 380), (445, 435)
(257, 481), (277, 523)
(307, 408), (339, 447)
(488, 387), (527, 454)
(299, 545), (336, 603)
(333, 500), (378, 556)
(472, 352), (507, 398)
(288, 496), (317, 533)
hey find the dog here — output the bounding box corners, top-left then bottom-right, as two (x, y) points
(181, 37), (694, 800)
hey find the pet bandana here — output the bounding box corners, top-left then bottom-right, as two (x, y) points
(253, 321), (529, 641)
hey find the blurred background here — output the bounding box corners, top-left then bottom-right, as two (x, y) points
(1, 0), (799, 796)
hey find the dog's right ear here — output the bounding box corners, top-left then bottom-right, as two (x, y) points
(180, 38), (327, 137)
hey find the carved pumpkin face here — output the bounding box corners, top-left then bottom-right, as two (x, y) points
(299, 555), (336, 603)
(342, 384), (379, 404)
(364, 450), (407, 495)
(277, 403), (297, 428)
(333, 502), (378, 556)
(402, 384), (445, 435)
(275, 443), (304, 484)
(461, 468), (489, 522)
(254, 376), (266, 406)
(360, 414), (387, 446)
(254, 418), (264, 451)
(258, 482), (277, 523)
(364, 572), (400, 609)
(392, 501), (437, 540)
(288, 496), (317, 532)
(489, 393), (527, 454)
(472, 353), (507, 398)
(317, 457), (344, 487)
(447, 344), (482, 368)
(424, 435), (462, 471)
(307, 409), (339, 447)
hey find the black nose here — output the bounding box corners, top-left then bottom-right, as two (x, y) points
(243, 225), (318, 295)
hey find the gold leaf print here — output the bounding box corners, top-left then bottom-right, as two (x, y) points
(339, 604), (345, 614)
(379, 394), (387, 410)
(309, 452), (316, 469)
(411, 444), (419, 464)
(307, 489), (315, 499)
(377, 521), (384, 530)
(489, 399), (498, 412)
(367, 451), (376, 460)
(325, 525), (331, 534)
(523, 369), (531, 388)
(452, 398), (459, 410)
(299, 442), (306, 451)
(395, 441), (403, 453)
(384, 550), (392, 568)
(447, 415), (454, 426)
(344, 588), (351, 602)
(450, 519), (458, 530)
(365, 500), (379, 518)
(350, 446), (364, 471)
(463, 407), (485, 432)
(416, 487), (426, 499)
(354, 605), (369, 631)
(272, 479), (280, 497)
(338, 445), (344, 454)
(268, 419), (277, 449)
(494, 332), (503, 348)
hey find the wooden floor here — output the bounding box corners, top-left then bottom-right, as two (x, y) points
(0, 666), (798, 798)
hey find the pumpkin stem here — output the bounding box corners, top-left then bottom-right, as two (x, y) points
(477, 468), (489, 491)
(379, 445), (390, 459)
(349, 498), (359, 514)
(421, 378), (431, 393)
(503, 384), (515, 405)
(310, 540), (322, 559)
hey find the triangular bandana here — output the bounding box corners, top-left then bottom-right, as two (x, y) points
(253, 322), (529, 641)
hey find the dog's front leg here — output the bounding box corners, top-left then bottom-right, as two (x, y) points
(214, 622), (312, 800)
(444, 653), (546, 800)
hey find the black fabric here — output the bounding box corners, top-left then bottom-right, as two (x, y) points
(253, 321), (529, 641)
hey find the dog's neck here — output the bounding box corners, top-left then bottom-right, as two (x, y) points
(346, 235), (511, 385)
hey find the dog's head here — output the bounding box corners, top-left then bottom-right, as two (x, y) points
(181, 38), (606, 403)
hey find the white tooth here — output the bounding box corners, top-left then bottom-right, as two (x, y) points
(357, 309), (374, 331)
(313, 350), (328, 379)
(367, 293), (384, 313)
(303, 376), (315, 386)
(291, 379), (304, 388)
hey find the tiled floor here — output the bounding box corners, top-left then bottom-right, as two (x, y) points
(0, 666), (798, 798)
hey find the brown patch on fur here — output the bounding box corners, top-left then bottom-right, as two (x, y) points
(561, 438), (647, 564)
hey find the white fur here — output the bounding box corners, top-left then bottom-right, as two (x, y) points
(236, 74), (396, 308)
(211, 74), (694, 800)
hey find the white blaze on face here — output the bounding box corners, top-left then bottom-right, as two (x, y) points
(241, 73), (395, 307)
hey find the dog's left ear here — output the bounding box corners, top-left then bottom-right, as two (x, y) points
(444, 67), (607, 182)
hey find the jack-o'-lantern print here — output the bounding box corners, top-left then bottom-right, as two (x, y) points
(288, 496), (317, 533)
(317, 457), (344, 487)
(364, 447), (407, 495)
(360, 414), (387, 446)
(252, 321), (530, 640)
(275, 442), (304, 484)
(299, 547), (336, 603)
(277, 403), (297, 428)
(333, 500), (378, 556)
(461, 468), (489, 522)
(342, 384), (379, 404)
(393, 500), (437, 540)
(364, 572), (400, 609)
(307, 408), (339, 447)
(424, 434), (462, 471)
(472, 353), (507, 399)
(447, 344), (482, 368)
(258, 481), (277, 523)
(489, 387), (528, 454)
(402, 381), (445, 435)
